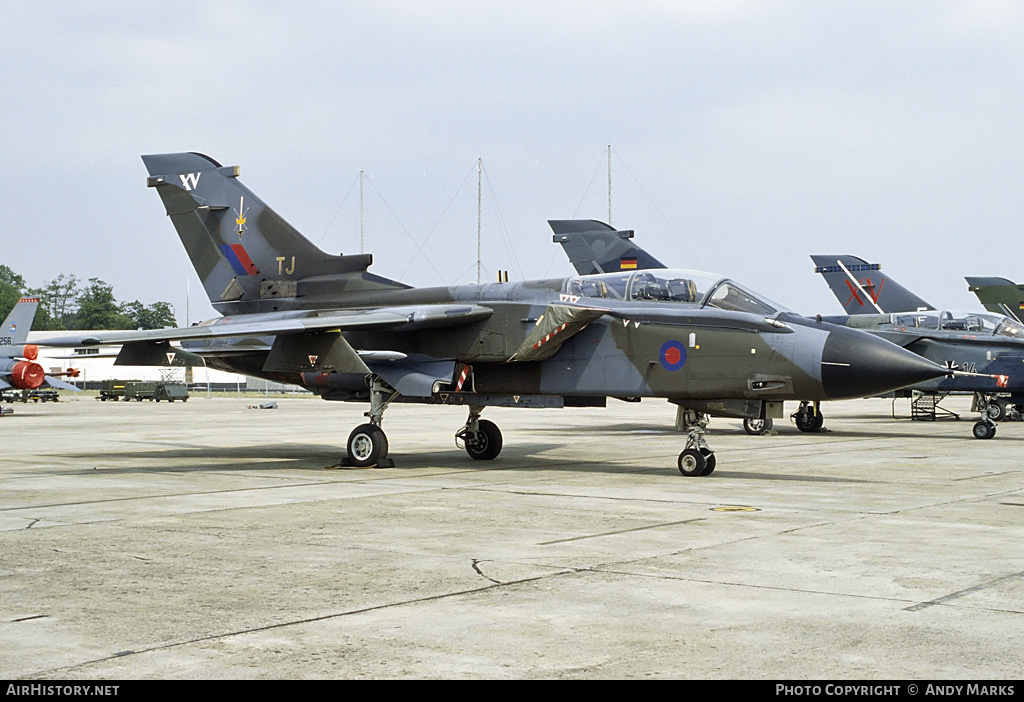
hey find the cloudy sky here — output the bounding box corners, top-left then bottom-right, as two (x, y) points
(3, 1), (1023, 322)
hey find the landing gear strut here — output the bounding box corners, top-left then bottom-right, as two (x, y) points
(345, 376), (397, 467)
(455, 406), (503, 460)
(793, 401), (824, 433)
(676, 408), (716, 477)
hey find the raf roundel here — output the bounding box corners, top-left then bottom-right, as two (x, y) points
(659, 340), (687, 371)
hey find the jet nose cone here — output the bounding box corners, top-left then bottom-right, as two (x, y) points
(822, 328), (947, 400)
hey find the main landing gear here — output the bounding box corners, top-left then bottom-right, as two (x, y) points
(343, 379), (505, 466)
(455, 406), (503, 460)
(792, 401), (824, 433)
(345, 376), (397, 467)
(676, 408), (716, 477)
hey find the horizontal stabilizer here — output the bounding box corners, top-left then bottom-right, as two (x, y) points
(43, 376), (80, 392)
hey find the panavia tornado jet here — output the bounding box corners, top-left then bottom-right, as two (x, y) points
(812, 255), (1024, 438)
(41, 154), (946, 476)
(1, 298), (79, 392)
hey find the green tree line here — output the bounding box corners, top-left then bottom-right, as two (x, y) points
(0, 264), (176, 330)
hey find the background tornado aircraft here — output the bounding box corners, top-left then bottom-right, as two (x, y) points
(966, 276), (1024, 325)
(43, 154), (945, 476)
(812, 255), (1024, 439)
(1, 298), (79, 393)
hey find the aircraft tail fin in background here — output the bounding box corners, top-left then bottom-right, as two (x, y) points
(549, 220), (666, 275)
(966, 276), (1024, 324)
(810, 255), (934, 315)
(1, 298), (40, 346)
(141, 153), (409, 315)
(1, 297), (55, 392)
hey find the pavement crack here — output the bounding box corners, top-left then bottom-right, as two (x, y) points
(905, 570), (1024, 612)
(11, 614), (48, 622)
(539, 518), (705, 545)
(471, 559), (502, 584)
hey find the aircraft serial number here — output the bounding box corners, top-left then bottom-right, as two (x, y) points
(0, 337), (12, 345)
(960, 361), (977, 373)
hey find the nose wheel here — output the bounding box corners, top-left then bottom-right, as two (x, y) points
(793, 401), (824, 432)
(675, 408), (716, 476)
(678, 447), (716, 476)
(971, 393), (1000, 440)
(972, 421), (996, 439)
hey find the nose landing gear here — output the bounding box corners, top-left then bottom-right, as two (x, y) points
(676, 408), (716, 476)
(972, 393), (999, 440)
(793, 401), (824, 433)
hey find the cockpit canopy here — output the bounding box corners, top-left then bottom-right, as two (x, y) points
(565, 269), (786, 317)
(890, 310), (1024, 338)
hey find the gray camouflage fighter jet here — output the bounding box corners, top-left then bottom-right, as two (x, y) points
(1, 298), (79, 392)
(41, 153), (946, 476)
(813, 255), (1024, 439)
(552, 223), (1024, 438)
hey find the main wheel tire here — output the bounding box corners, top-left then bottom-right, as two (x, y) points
(347, 423), (389, 467)
(986, 401), (1006, 421)
(465, 419), (502, 460)
(743, 417), (773, 436)
(972, 421), (996, 440)
(677, 448), (707, 476)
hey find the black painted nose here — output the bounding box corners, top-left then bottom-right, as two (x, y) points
(822, 327), (947, 399)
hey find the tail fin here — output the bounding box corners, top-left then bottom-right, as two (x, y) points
(549, 219), (666, 275)
(810, 255), (934, 315)
(966, 276), (1024, 323)
(1, 297), (39, 347)
(141, 153), (408, 314)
